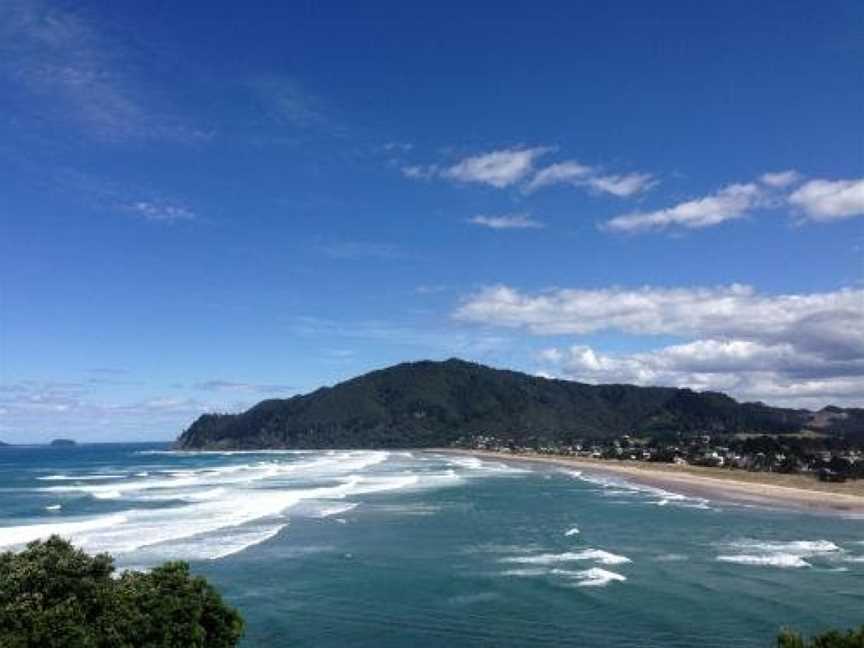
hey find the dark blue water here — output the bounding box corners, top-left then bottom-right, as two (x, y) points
(1, 444), (862, 646)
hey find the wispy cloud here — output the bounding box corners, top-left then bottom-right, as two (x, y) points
(526, 161), (656, 197)
(605, 171), (863, 232)
(125, 201), (197, 222)
(0, 0), (202, 143)
(468, 214), (544, 229)
(525, 161), (593, 191)
(42, 168), (200, 225)
(402, 147), (655, 197)
(585, 173), (657, 197)
(605, 182), (762, 232)
(192, 380), (294, 395)
(252, 77), (328, 129)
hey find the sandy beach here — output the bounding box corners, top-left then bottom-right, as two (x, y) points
(438, 449), (864, 515)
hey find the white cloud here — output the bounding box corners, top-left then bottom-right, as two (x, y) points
(605, 183), (762, 232)
(586, 173), (657, 197)
(401, 164), (438, 180)
(455, 283), (864, 407)
(441, 147), (552, 188)
(538, 340), (864, 409)
(0, 380), (225, 442)
(469, 214), (544, 229)
(192, 380), (293, 394)
(788, 178), (864, 221)
(127, 201), (196, 222)
(455, 284), (862, 353)
(402, 148), (655, 198)
(526, 160), (655, 197)
(760, 170), (803, 188)
(525, 161), (593, 191)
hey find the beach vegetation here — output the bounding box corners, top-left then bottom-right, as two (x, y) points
(0, 536), (244, 648)
(778, 626), (864, 647)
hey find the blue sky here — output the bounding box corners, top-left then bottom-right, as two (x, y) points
(1, 0), (862, 442)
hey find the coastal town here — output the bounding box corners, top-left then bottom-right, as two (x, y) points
(453, 433), (864, 483)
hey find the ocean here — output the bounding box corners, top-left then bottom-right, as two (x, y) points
(0, 443), (862, 647)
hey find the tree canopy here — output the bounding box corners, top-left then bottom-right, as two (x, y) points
(0, 536), (243, 648)
(779, 627), (864, 648)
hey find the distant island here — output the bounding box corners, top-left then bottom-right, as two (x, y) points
(49, 438), (77, 448)
(176, 358), (863, 450)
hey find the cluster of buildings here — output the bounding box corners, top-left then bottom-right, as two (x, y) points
(454, 434), (864, 482)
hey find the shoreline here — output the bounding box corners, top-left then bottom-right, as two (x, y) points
(436, 449), (864, 515)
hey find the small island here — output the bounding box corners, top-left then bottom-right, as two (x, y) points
(49, 438), (77, 448)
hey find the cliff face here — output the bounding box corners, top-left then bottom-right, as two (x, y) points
(175, 358), (859, 450)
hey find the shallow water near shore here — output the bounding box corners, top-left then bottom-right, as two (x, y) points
(1, 443), (863, 647)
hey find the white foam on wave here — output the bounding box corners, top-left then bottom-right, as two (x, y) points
(45, 504), (62, 512)
(0, 513), (129, 547)
(716, 538), (841, 569)
(726, 539), (840, 555)
(566, 470), (711, 510)
(564, 526), (580, 537)
(38, 451), (390, 501)
(501, 566), (626, 587)
(135, 449), (315, 456)
(1, 450), (483, 566)
(316, 503), (358, 518)
(38, 474), (128, 481)
(447, 456), (528, 474)
(569, 567), (627, 587)
(717, 554), (811, 568)
(501, 548), (631, 566)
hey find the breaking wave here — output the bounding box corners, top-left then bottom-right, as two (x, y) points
(501, 565), (627, 587)
(0, 450), (483, 566)
(501, 549), (631, 566)
(716, 539), (841, 569)
(565, 470), (711, 510)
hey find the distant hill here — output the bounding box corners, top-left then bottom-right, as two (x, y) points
(49, 438), (77, 447)
(175, 359), (863, 450)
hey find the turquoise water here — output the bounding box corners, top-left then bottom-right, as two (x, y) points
(1, 444), (862, 646)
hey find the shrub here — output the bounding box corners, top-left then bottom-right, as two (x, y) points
(779, 626), (864, 648)
(0, 536), (243, 648)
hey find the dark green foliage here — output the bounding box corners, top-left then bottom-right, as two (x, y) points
(176, 358), (859, 450)
(0, 536), (243, 648)
(779, 627), (864, 647)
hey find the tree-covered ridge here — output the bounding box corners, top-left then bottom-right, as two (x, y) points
(176, 359), (863, 450)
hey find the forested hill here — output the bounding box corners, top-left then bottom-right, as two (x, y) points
(175, 359), (863, 450)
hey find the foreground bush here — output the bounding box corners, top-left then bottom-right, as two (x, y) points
(779, 626), (864, 648)
(0, 536), (243, 648)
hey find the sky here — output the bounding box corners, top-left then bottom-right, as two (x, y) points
(1, 0), (862, 443)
